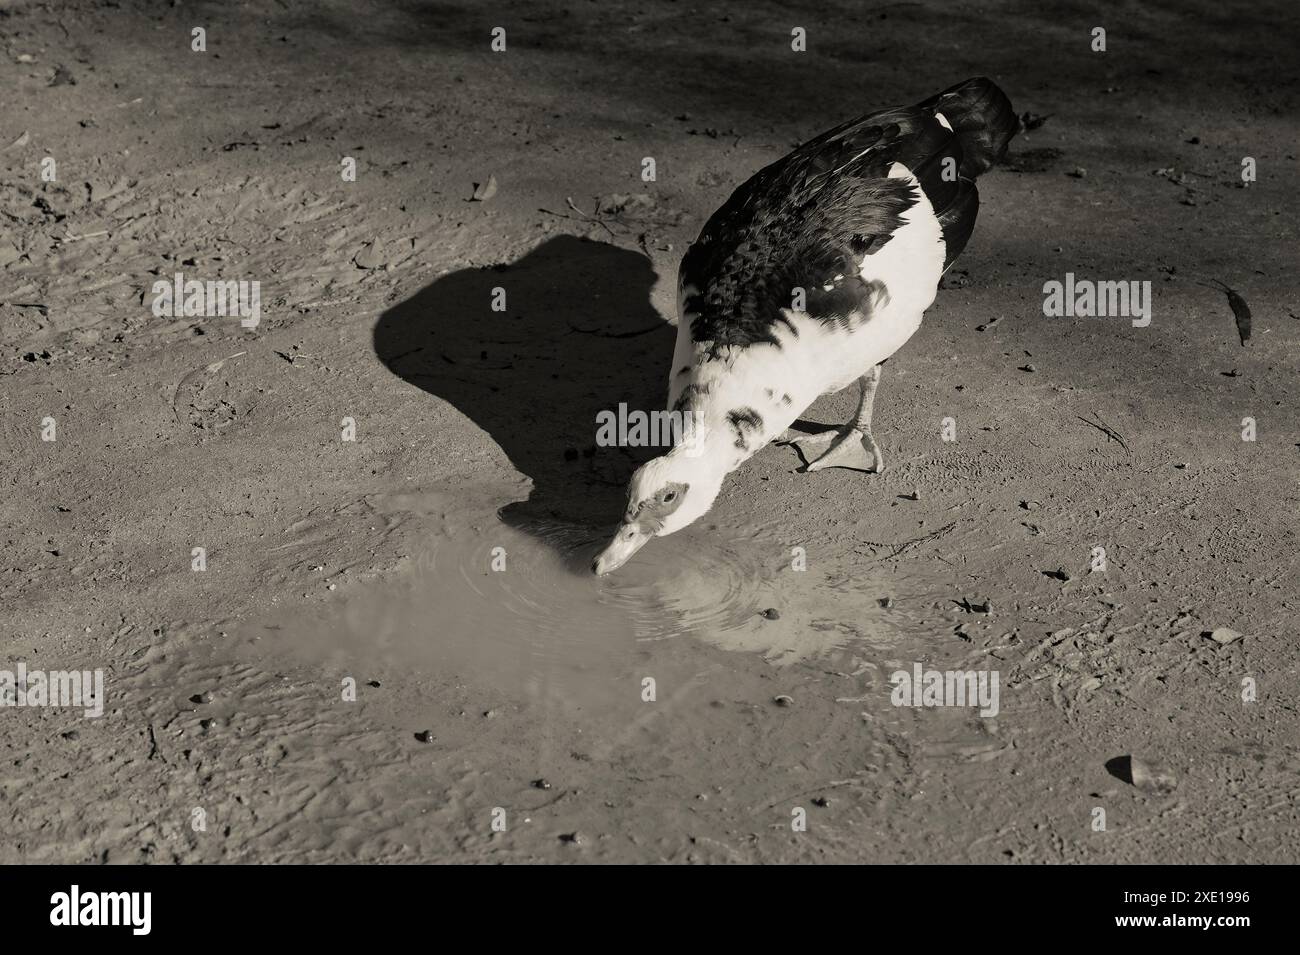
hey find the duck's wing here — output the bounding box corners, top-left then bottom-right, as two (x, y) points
(679, 108), (943, 355)
(680, 79), (1017, 358)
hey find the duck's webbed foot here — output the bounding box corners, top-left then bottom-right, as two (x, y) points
(792, 427), (883, 473)
(789, 362), (886, 474)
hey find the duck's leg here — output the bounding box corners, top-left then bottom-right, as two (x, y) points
(793, 363), (885, 473)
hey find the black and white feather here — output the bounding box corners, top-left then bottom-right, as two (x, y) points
(677, 77), (1017, 360)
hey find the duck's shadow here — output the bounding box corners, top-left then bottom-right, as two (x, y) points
(373, 236), (673, 542)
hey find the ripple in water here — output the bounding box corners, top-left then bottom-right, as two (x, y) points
(590, 523), (776, 641)
(251, 501), (909, 706)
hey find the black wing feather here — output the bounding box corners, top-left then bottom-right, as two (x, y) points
(680, 118), (925, 356)
(680, 78), (1017, 355)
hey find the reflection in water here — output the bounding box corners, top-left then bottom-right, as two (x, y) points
(249, 495), (925, 712)
(592, 523), (774, 641)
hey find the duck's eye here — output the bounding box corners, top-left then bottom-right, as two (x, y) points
(663, 491), (676, 503)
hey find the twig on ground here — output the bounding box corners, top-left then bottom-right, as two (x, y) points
(542, 196), (617, 238)
(566, 320), (662, 338)
(855, 520), (959, 560)
(1077, 412), (1130, 453)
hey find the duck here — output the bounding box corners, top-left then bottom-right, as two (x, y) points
(593, 77), (1017, 575)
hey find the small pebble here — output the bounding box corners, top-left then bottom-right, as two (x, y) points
(413, 730), (433, 743)
(558, 831), (583, 845)
(1208, 627), (1242, 645)
(878, 596), (894, 609)
(759, 608), (780, 620)
(531, 778), (551, 790)
(774, 694), (794, 707)
(1129, 756), (1178, 794)
(189, 692), (211, 705)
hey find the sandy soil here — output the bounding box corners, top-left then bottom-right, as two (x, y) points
(2, 0), (1298, 863)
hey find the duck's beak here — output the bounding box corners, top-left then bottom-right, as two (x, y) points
(592, 522), (651, 576)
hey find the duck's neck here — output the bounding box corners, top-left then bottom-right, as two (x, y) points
(676, 345), (810, 468)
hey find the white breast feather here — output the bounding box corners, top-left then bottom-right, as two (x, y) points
(670, 163), (946, 463)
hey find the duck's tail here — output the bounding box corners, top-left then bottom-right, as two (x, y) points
(920, 76), (1018, 178)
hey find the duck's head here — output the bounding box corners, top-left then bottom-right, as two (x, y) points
(591, 445), (727, 576)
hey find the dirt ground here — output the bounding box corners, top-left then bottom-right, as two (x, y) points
(2, 0), (1298, 863)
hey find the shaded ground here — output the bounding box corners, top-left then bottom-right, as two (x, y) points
(1, 0), (1298, 863)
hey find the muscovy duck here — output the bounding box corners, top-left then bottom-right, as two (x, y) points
(594, 77), (1017, 574)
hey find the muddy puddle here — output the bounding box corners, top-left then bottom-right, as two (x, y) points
(227, 489), (948, 716)
(142, 489), (1017, 861)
